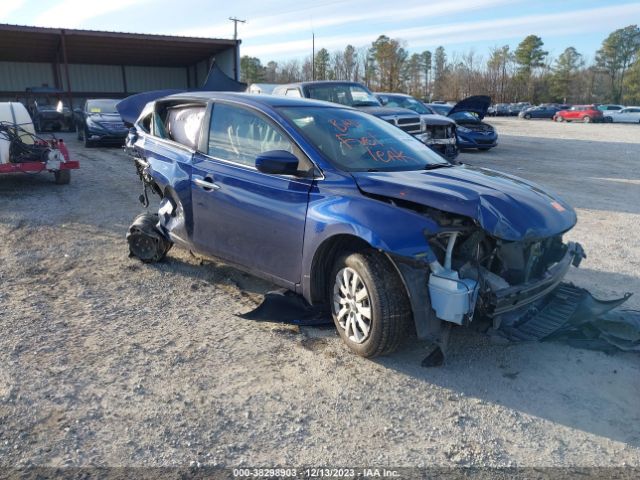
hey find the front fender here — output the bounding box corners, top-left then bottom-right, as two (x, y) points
(301, 183), (442, 298)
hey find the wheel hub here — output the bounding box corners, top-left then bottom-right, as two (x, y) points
(332, 267), (372, 344)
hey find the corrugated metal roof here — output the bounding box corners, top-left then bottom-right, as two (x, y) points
(0, 23), (239, 67)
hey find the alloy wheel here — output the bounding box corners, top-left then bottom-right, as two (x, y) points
(332, 267), (372, 344)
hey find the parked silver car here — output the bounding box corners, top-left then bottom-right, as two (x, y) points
(603, 106), (640, 123)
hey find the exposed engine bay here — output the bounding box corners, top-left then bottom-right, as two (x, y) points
(427, 225), (585, 322)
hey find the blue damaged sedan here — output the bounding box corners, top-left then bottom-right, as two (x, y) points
(121, 92), (584, 358)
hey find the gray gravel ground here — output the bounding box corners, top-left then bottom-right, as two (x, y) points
(0, 118), (639, 470)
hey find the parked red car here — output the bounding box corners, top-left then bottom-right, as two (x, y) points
(553, 105), (603, 123)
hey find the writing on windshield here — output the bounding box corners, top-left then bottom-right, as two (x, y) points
(328, 118), (415, 164)
(280, 106), (446, 172)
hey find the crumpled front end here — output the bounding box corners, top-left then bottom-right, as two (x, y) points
(418, 117), (459, 161)
(425, 226), (586, 325)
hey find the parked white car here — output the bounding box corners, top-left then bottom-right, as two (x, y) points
(604, 107), (640, 123)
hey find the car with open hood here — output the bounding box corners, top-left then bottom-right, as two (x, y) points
(446, 95), (498, 150)
(375, 92), (458, 160)
(120, 92), (584, 358)
(272, 81), (457, 161)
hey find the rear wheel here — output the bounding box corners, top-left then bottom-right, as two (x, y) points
(54, 170), (70, 185)
(582, 115), (592, 123)
(127, 213), (172, 263)
(524, 114), (531, 119)
(330, 250), (411, 358)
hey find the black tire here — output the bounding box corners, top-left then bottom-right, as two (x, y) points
(555, 116), (564, 122)
(329, 250), (411, 358)
(582, 115), (592, 123)
(126, 213), (172, 263)
(604, 116), (613, 123)
(54, 170), (71, 185)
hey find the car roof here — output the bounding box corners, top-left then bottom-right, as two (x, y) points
(162, 91), (341, 109)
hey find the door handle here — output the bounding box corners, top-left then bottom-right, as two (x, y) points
(194, 177), (221, 191)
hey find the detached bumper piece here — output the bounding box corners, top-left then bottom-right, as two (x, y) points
(489, 242), (585, 316)
(494, 282), (633, 349)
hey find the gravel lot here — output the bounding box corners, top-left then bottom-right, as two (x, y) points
(1, 117), (639, 470)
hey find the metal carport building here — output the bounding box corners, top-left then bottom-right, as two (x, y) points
(0, 24), (241, 107)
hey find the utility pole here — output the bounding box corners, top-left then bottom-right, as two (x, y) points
(229, 17), (245, 82)
(229, 17), (246, 40)
(312, 31), (315, 81)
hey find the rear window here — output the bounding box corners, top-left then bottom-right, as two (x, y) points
(149, 101), (206, 148)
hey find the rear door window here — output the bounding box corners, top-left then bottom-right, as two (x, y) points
(208, 103), (312, 172)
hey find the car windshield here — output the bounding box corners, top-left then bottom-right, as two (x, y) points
(449, 111), (478, 121)
(86, 100), (119, 114)
(306, 84), (380, 107)
(388, 96), (431, 114)
(279, 106), (448, 172)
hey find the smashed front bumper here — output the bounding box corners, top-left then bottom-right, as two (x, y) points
(488, 242), (586, 316)
(416, 134), (459, 160)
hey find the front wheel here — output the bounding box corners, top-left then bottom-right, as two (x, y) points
(330, 250), (411, 358)
(555, 116), (564, 122)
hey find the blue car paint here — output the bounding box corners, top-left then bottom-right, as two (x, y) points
(190, 151), (313, 287)
(124, 92), (580, 338)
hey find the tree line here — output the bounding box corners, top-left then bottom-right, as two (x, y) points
(240, 25), (640, 105)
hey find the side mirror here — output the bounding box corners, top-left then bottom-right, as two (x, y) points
(255, 150), (299, 175)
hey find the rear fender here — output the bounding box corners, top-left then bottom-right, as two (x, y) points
(136, 136), (195, 243)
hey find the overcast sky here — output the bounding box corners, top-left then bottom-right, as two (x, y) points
(2, 0), (639, 62)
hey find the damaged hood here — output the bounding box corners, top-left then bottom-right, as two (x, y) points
(352, 165), (577, 241)
(448, 95), (491, 120)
